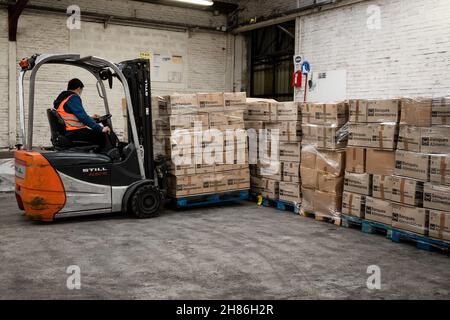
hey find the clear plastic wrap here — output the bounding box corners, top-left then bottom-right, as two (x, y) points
(300, 145), (346, 218)
(302, 123), (349, 150)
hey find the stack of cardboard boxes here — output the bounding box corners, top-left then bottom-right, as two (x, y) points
(152, 92), (250, 198)
(343, 99), (401, 225)
(395, 98), (450, 239)
(300, 103), (349, 218)
(245, 100), (302, 204)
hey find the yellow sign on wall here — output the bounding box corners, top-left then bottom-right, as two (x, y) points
(139, 52), (151, 60)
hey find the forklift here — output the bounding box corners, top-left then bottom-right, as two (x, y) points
(14, 54), (167, 222)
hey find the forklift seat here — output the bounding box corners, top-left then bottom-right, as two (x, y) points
(46, 109), (98, 152)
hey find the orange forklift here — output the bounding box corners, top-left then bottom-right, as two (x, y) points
(14, 54), (167, 222)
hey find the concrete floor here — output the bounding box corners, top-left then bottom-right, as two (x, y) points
(0, 193), (449, 300)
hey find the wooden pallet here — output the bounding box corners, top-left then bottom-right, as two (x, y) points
(391, 229), (450, 256)
(300, 208), (341, 226)
(341, 215), (392, 238)
(172, 190), (249, 209)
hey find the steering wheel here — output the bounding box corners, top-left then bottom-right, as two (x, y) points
(95, 114), (112, 124)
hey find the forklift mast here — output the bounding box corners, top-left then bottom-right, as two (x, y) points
(120, 59), (155, 181)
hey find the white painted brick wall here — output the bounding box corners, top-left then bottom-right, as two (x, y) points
(0, 9), (9, 148)
(231, 0), (309, 24)
(0, 1), (232, 149)
(298, 0), (450, 99)
(30, 0), (227, 28)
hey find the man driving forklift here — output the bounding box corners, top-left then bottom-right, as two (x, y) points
(54, 78), (113, 151)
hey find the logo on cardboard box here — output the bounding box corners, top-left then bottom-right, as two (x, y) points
(424, 193), (431, 202)
(368, 109), (375, 116)
(395, 161), (402, 169)
(422, 137), (430, 146)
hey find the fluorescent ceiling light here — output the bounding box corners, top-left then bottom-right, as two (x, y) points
(170, 0), (214, 6)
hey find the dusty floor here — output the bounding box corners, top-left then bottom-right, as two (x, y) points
(0, 193), (449, 300)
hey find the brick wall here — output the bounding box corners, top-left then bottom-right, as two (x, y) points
(0, 0), (233, 149)
(0, 10), (9, 148)
(298, 0), (450, 99)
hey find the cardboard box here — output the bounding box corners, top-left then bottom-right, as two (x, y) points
(424, 183), (450, 212)
(245, 101), (278, 121)
(167, 159), (196, 176)
(431, 97), (450, 126)
(197, 93), (224, 112)
(313, 191), (342, 217)
(348, 124), (372, 148)
(370, 123), (399, 150)
(261, 178), (279, 200)
(156, 94), (199, 115)
(349, 99), (400, 123)
(430, 154), (450, 186)
(259, 166), (282, 181)
(349, 123), (398, 150)
(154, 113), (209, 134)
(366, 149), (396, 176)
(302, 124), (347, 150)
(392, 204), (429, 235)
(300, 166), (318, 189)
(316, 150), (346, 176)
(318, 172), (344, 194)
(344, 172), (372, 196)
(224, 92), (247, 111)
(308, 103), (348, 126)
(391, 176), (424, 207)
(301, 187), (315, 212)
(280, 142), (301, 162)
(168, 169), (249, 197)
(394, 151), (430, 181)
(282, 162), (301, 183)
(398, 125), (422, 152)
(301, 146), (316, 169)
(279, 182), (301, 203)
(372, 175), (393, 200)
(346, 147), (366, 174)
(342, 191), (366, 218)
(301, 103), (314, 124)
(265, 122), (301, 143)
(245, 121), (264, 131)
(277, 102), (301, 121)
(400, 97), (450, 127)
(365, 197), (392, 225)
(428, 210), (450, 242)
(420, 127), (450, 154)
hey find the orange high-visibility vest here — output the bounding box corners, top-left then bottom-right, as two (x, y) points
(56, 94), (88, 131)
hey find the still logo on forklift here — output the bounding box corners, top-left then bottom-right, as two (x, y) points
(82, 167), (108, 176)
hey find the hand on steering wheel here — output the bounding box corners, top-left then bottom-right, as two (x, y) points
(94, 114), (112, 123)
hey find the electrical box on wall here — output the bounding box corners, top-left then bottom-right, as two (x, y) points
(295, 70), (347, 103)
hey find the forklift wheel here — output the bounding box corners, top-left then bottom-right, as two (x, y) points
(129, 184), (162, 219)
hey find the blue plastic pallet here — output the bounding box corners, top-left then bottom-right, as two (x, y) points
(341, 215), (392, 238)
(173, 190), (249, 209)
(391, 229), (450, 255)
(262, 198), (301, 214)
